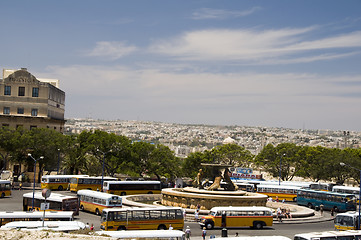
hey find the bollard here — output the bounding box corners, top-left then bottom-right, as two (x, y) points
(221, 228), (228, 237)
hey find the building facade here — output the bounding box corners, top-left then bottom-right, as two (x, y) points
(0, 68), (65, 132)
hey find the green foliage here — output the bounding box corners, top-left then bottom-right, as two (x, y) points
(0, 127), (360, 183)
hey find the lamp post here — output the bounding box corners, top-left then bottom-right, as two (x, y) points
(28, 153), (44, 210)
(57, 149), (60, 175)
(97, 149), (112, 192)
(340, 162), (361, 230)
(279, 153), (286, 186)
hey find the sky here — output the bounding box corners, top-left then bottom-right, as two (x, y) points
(1, 0), (361, 132)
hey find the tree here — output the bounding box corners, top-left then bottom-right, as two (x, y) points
(211, 143), (254, 166)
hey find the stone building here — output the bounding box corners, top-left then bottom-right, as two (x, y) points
(0, 68), (65, 132)
(0, 68), (65, 183)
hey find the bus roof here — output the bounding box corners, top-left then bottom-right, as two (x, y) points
(332, 185), (360, 191)
(104, 180), (161, 184)
(0, 221), (85, 231)
(42, 175), (89, 179)
(96, 230), (185, 238)
(77, 189), (122, 200)
(23, 192), (77, 201)
(0, 211), (74, 219)
(71, 176), (117, 180)
(294, 230), (361, 239)
(336, 211), (360, 217)
(209, 206), (272, 212)
(257, 184), (302, 190)
(298, 188), (356, 197)
(102, 206), (183, 213)
(214, 236), (291, 240)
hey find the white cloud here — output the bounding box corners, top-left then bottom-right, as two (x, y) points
(149, 28), (361, 64)
(85, 41), (138, 60)
(191, 7), (261, 20)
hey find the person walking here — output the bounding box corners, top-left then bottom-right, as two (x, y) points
(194, 209), (199, 222)
(185, 226), (191, 240)
(202, 227), (207, 240)
(169, 224), (173, 230)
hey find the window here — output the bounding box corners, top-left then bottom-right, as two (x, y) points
(18, 87), (25, 96)
(17, 108), (24, 114)
(3, 107), (10, 115)
(31, 109), (38, 116)
(32, 87), (39, 97)
(4, 86), (11, 95)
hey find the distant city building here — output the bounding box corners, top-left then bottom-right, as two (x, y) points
(0, 68), (65, 132)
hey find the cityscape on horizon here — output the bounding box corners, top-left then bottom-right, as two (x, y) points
(65, 118), (361, 158)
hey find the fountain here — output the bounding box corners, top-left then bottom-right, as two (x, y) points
(161, 164), (268, 210)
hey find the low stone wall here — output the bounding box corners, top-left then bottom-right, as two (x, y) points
(122, 194), (162, 208)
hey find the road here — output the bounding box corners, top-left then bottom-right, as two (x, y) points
(0, 188), (336, 239)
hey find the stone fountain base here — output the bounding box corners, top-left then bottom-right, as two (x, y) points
(161, 187), (268, 210)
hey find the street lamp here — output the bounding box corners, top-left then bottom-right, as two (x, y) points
(57, 149), (60, 175)
(97, 149), (112, 192)
(28, 153), (44, 210)
(340, 162), (361, 230)
(279, 153), (286, 186)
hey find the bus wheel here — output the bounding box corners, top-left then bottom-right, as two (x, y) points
(58, 185), (63, 191)
(157, 224), (167, 230)
(307, 203), (313, 209)
(121, 192), (126, 196)
(117, 226), (126, 231)
(80, 205), (84, 211)
(293, 197), (297, 202)
(147, 191), (153, 194)
(205, 221), (214, 230)
(1, 192), (5, 198)
(253, 221), (264, 229)
(95, 208), (100, 215)
(333, 207), (339, 213)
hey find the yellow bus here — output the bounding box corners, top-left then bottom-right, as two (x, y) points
(41, 175), (89, 191)
(77, 190), (122, 215)
(0, 180), (11, 198)
(103, 180), (161, 196)
(69, 176), (117, 192)
(100, 207), (184, 231)
(256, 184), (301, 202)
(23, 192), (79, 215)
(199, 206), (273, 230)
(0, 211), (74, 226)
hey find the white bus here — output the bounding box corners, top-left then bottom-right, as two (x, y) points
(77, 189), (122, 215)
(103, 180), (161, 196)
(214, 237), (291, 240)
(294, 230), (361, 240)
(334, 211), (360, 230)
(23, 192), (79, 215)
(333, 185), (360, 200)
(41, 175), (88, 191)
(0, 211), (74, 226)
(97, 230), (186, 240)
(0, 220), (86, 232)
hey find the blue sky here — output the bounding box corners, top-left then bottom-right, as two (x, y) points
(1, 0), (361, 131)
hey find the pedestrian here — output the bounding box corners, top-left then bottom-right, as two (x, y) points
(194, 209), (199, 222)
(286, 208), (292, 219)
(320, 204), (324, 216)
(19, 182), (22, 190)
(235, 232), (239, 237)
(90, 224), (94, 231)
(276, 196), (279, 202)
(202, 227), (207, 240)
(169, 224), (173, 230)
(197, 203), (201, 211)
(331, 207), (334, 217)
(185, 226), (191, 240)
(85, 222), (90, 229)
(277, 207), (283, 222)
